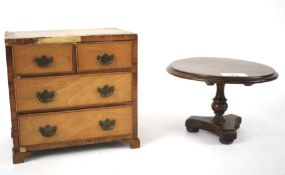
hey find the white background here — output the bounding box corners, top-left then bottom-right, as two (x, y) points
(1, 0), (285, 174)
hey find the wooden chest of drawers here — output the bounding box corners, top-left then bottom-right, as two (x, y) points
(5, 28), (139, 164)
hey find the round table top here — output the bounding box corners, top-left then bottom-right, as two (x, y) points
(167, 57), (278, 84)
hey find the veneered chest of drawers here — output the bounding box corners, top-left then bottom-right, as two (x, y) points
(5, 28), (140, 164)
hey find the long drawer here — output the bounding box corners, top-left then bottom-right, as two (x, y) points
(18, 106), (133, 146)
(15, 72), (132, 112)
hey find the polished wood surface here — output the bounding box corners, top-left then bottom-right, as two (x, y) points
(131, 39), (138, 139)
(5, 29), (139, 163)
(77, 41), (132, 72)
(15, 72), (132, 112)
(167, 57), (278, 84)
(6, 46), (21, 151)
(13, 44), (73, 75)
(186, 83), (242, 144)
(19, 106), (133, 146)
(186, 114), (241, 144)
(167, 57), (278, 144)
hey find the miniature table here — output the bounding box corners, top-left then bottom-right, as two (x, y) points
(167, 57), (278, 144)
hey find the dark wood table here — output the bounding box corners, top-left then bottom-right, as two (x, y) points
(167, 57), (278, 144)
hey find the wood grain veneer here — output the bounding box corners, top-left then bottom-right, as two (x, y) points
(19, 106), (133, 146)
(15, 72), (132, 112)
(77, 41), (132, 72)
(13, 44), (73, 75)
(5, 28), (139, 164)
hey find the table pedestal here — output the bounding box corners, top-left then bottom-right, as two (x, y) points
(185, 83), (242, 144)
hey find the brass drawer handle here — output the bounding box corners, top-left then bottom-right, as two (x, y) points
(37, 90), (55, 103)
(97, 85), (115, 97)
(99, 119), (116, 130)
(34, 55), (53, 67)
(39, 124), (57, 137)
(97, 53), (114, 65)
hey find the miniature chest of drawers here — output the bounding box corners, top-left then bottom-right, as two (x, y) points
(5, 28), (140, 164)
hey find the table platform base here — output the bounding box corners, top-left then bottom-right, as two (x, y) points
(185, 114), (242, 144)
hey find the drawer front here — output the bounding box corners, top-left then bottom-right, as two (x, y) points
(77, 41), (132, 72)
(15, 73), (132, 112)
(19, 106), (133, 146)
(13, 44), (73, 75)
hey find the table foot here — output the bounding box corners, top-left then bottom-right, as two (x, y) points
(185, 114), (242, 144)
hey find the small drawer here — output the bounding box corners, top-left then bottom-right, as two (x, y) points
(77, 41), (132, 72)
(14, 72), (132, 112)
(18, 106), (133, 146)
(13, 44), (73, 75)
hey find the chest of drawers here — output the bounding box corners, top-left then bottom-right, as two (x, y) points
(5, 28), (139, 164)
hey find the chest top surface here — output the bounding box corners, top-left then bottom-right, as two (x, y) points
(5, 28), (134, 39)
(5, 28), (136, 45)
(167, 57), (278, 84)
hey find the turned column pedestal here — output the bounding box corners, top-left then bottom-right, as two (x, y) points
(185, 83), (241, 144)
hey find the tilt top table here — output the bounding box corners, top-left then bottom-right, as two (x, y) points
(167, 57), (278, 144)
